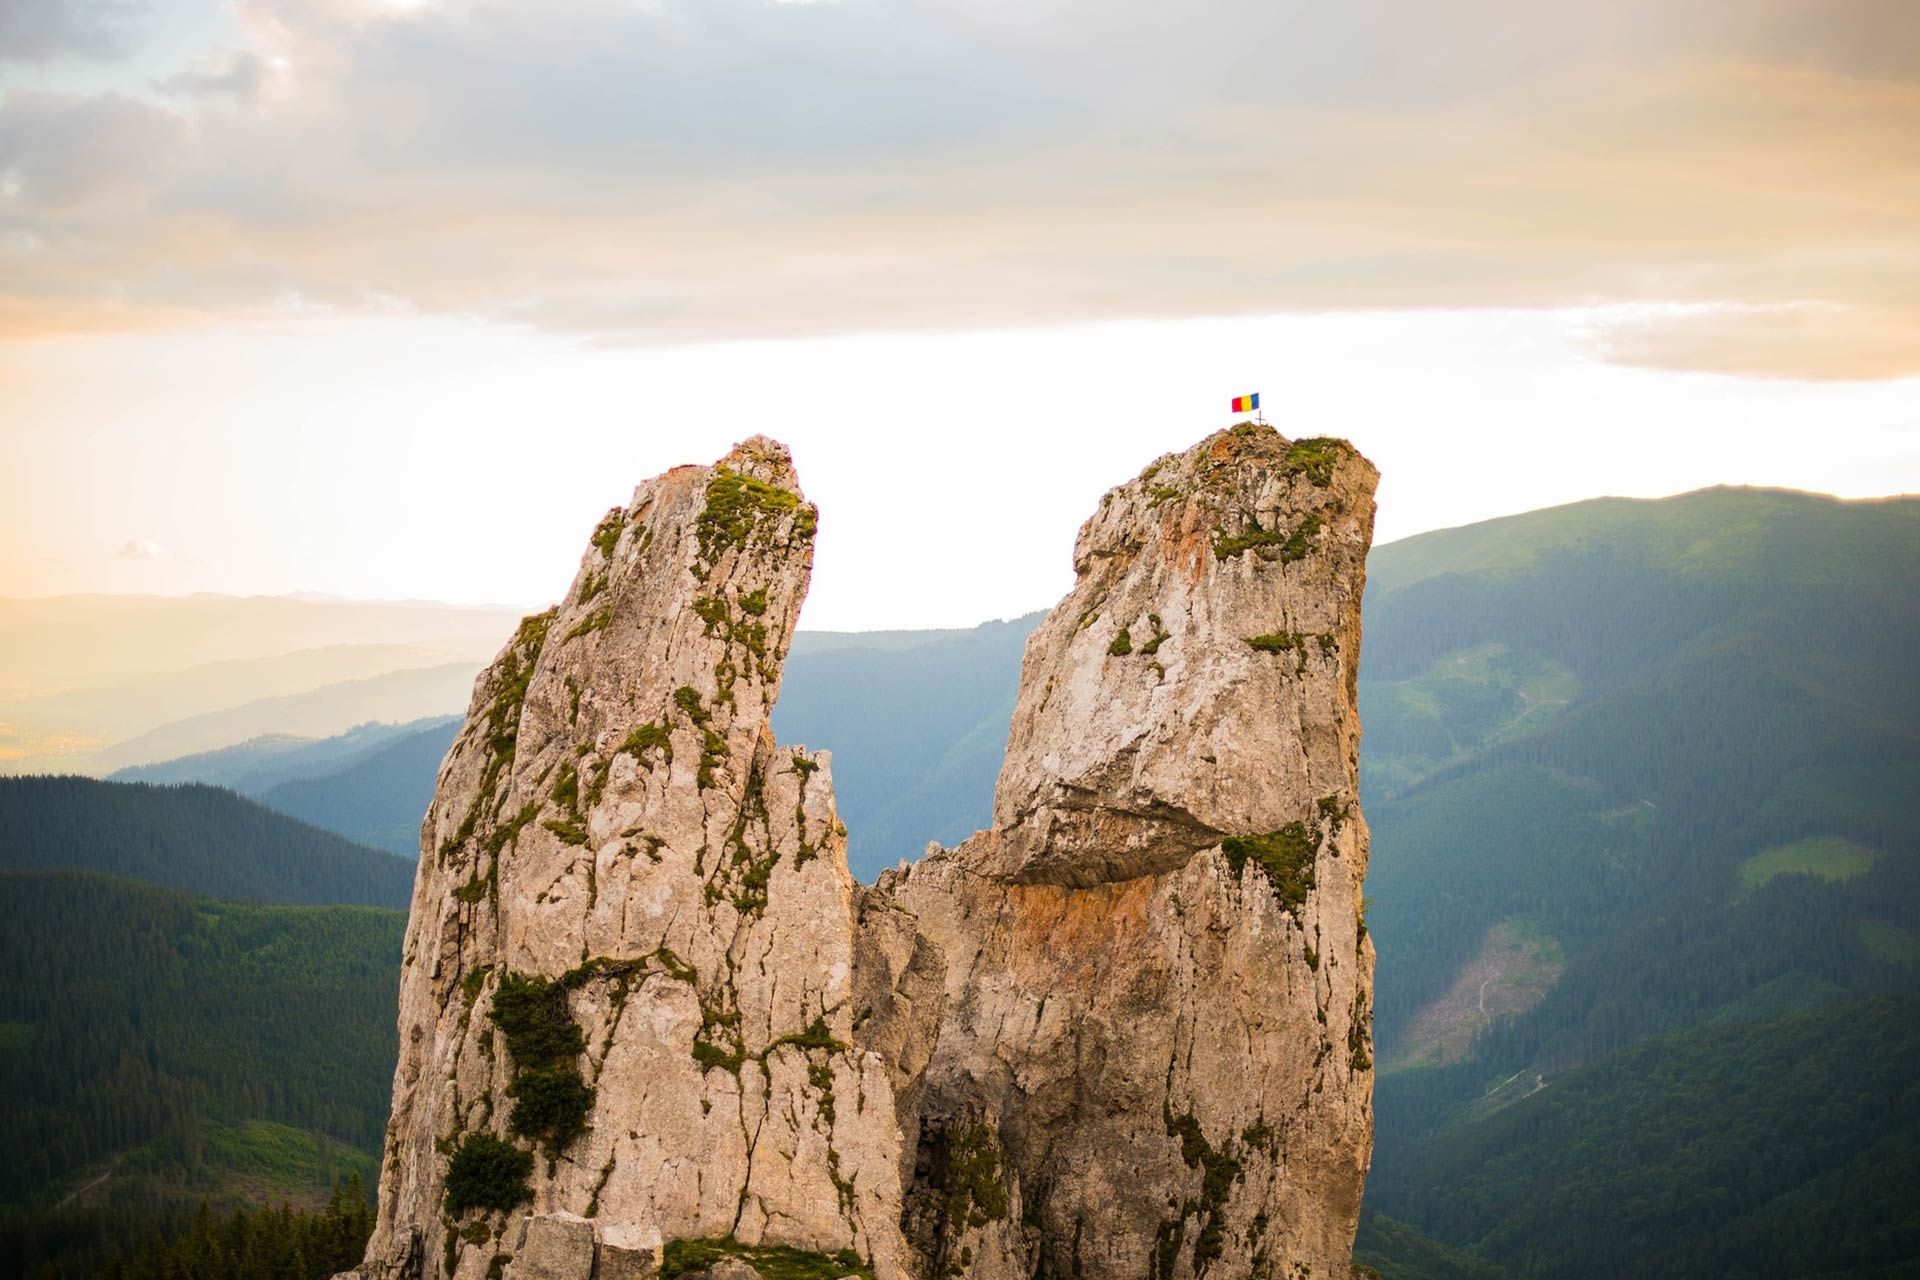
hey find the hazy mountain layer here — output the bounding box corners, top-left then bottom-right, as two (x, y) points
(257, 718), (462, 857)
(5, 645), (481, 748)
(0, 594), (514, 774)
(109, 716), (457, 796)
(775, 615), (1041, 877)
(0, 595), (516, 701)
(86, 664), (479, 774)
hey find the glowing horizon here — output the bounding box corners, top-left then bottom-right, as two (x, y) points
(2, 0), (1916, 629)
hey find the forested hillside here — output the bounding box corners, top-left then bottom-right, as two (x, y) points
(0, 871), (400, 1277)
(1363, 488), (1919, 1074)
(93, 1179), (376, 1280)
(1366, 995), (1920, 1278)
(0, 777), (415, 908)
(1355, 488), (1920, 1278)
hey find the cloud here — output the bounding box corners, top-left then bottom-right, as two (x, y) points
(0, 0), (147, 64)
(1597, 304), (1920, 383)
(0, 0), (1916, 377)
(115, 537), (166, 560)
(155, 49), (268, 103)
(0, 91), (187, 206)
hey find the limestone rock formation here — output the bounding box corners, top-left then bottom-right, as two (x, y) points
(885, 427), (1377, 1280)
(346, 425), (1377, 1280)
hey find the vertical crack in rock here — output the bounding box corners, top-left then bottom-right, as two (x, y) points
(346, 424), (1376, 1280)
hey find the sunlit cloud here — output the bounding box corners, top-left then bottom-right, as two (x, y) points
(0, 0), (1915, 377)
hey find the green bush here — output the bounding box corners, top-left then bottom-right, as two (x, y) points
(489, 973), (594, 1152)
(505, 1067), (594, 1149)
(444, 1133), (533, 1215)
(1280, 437), (1349, 487)
(695, 467), (804, 566)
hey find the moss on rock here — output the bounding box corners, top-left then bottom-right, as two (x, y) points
(1221, 824), (1320, 917)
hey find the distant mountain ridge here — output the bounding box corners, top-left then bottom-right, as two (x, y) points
(775, 612), (1043, 876)
(4, 644), (478, 746)
(256, 719), (461, 857)
(110, 716), (457, 795)
(83, 663), (481, 774)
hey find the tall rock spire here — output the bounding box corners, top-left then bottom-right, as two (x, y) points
(887, 424), (1378, 1279)
(348, 423), (1377, 1280)
(363, 437), (914, 1280)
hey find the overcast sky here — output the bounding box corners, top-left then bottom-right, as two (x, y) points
(2, 0), (1916, 629)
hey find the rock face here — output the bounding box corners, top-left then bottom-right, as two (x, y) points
(348, 425), (1377, 1280)
(885, 428), (1377, 1280)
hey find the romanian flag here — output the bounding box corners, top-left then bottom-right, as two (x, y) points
(1231, 392), (1260, 413)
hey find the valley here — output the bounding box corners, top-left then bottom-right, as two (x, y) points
(1, 484), (1914, 1278)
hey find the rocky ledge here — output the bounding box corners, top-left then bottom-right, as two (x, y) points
(344, 423), (1377, 1280)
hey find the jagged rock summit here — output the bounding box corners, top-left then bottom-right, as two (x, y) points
(347, 425), (1377, 1280)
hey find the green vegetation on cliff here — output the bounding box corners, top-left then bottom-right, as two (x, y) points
(660, 1237), (873, 1280)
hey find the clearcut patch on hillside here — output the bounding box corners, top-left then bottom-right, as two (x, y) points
(1389, 917), (1565, 1072)
(1737, 836), (1875, 894)
(1359, 643), (1579, 796)
(47, 1119), (375, 1215)
(1859, 920), (1920, 968)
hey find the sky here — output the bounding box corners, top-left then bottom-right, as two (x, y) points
(1, 0), (1916, 630)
